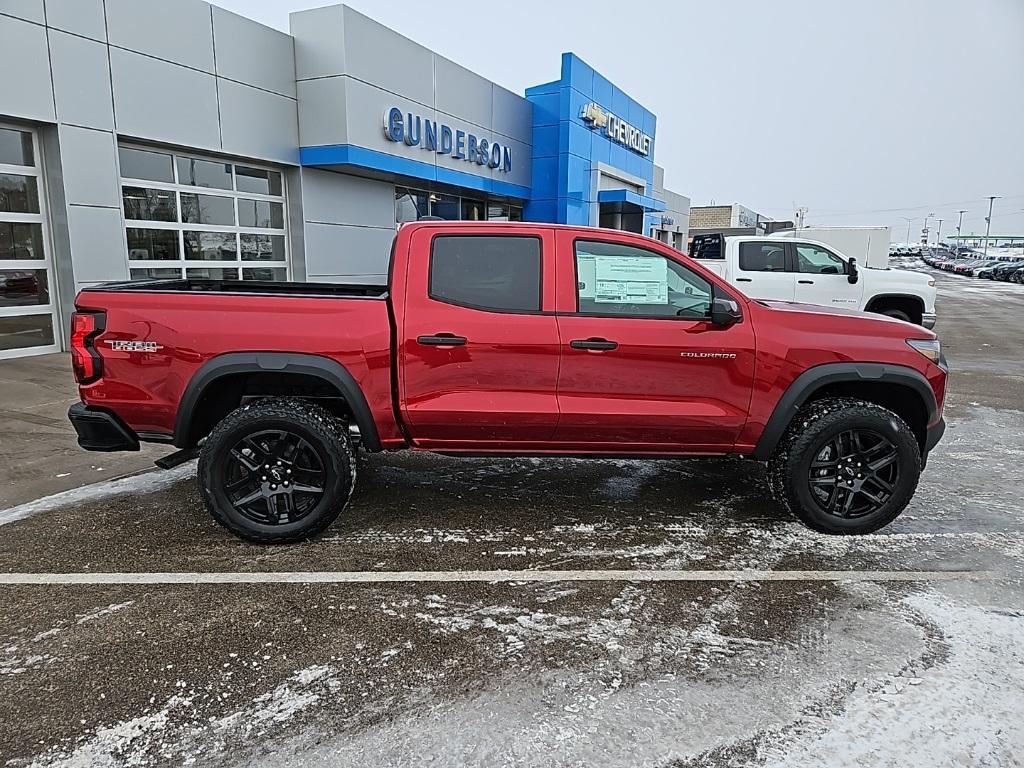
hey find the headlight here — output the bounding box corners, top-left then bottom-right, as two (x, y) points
(907, 338), (941, 363)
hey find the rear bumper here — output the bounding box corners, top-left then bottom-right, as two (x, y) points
(922, 312), (937, 329)
(68, 402), (140, 452)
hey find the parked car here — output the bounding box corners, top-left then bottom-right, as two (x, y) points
(67, 221), (948, 541)
(991, 261), (1024, 280)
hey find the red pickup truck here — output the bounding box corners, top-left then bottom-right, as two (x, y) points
(68, 222), (947, 542)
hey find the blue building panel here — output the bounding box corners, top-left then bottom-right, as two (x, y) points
(522, 52), (665, 225)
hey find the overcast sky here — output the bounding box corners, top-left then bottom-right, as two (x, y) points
(213, 0), (1023, 241)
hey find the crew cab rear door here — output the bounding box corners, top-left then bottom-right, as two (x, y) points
(552, 231), (756, 451)
(398, 226), (560, 448)
(732, 240), (795, 301)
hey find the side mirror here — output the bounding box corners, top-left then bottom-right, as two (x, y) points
(847, 257), (859, 284)
(710, 287), (743, 327)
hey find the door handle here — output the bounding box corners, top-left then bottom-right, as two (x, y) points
(798, 279), (815, 284)
(570, 337), (618, 351)
(417, 333), (467, 346)
(736, 278), (753, 283)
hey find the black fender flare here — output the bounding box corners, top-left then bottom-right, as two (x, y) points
(173, 352), (382, 451)
(751, 362), (937, 460)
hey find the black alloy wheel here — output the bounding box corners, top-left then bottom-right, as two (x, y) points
(807, 429), (899, 519)
(223, 429), (326, 526)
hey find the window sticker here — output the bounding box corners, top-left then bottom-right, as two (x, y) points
(578, 254), (669, 304)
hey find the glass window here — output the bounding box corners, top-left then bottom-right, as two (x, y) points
(0, 222), (44, 260)
(176, 157), (232, 189)
(0, 128), (34, 166)
(0, 174), (40, 214)
(186, 267), (239, 280)
(430, 235), (541, 312)
(0, 269), (48, 307)
(795, 243), (846, 274)
(575, 240), (711, 320)
(739, 242), (787, 272)
(396, 188), (428, 224)
(130, 267), (182, 280)
(461, 199), (485, 221)
(240, 233), (285, 261)
(238, 199), (283, 228)
(0, 313), (54, 351)
(429, 193), (459, 220)
(184, 231), (236, 261)
(123, 187), (177, 222)
(486, 202), (509, 221)
(127, 228), (180, 260)
(118, 147), (174, 183)
(509, 206), (523, 222)
(235, 166), (282, 196)
(242, 266), (287, 281)
(181, 193), (235, 226)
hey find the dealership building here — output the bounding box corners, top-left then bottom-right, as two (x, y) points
(0, 0), (691, 358)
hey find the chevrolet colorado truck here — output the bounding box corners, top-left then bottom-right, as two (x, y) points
(690, 232), (938, 328)
(68, 222), (948, 542)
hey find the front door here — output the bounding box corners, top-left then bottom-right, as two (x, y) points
(399, 228), (560, 447)
(553, 233), (756, 452)
(792, 241), (864, 309)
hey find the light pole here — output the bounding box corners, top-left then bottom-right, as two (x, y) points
(900, 216), (913, 245)
(923, 212), (935, 246)
(935, 218), (943, 246)
(955, 209), (967, 251)
(983, 196), (999, 257)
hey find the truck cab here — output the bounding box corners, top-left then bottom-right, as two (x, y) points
(690, 233), (937, 327)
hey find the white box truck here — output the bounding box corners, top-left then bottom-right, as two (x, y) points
(769, 226), (891, 269)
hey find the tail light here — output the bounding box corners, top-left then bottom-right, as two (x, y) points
(70, 311), (105, 384)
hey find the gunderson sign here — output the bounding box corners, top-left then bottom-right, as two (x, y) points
(382, 107), (513, 173)
(580, 102), (652, 157)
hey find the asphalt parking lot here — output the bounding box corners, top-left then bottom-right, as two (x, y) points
(1, 267), (1022, 768)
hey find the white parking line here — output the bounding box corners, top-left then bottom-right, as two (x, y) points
(0, 569), (1004, 586)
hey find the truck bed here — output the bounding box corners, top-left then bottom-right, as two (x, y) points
(86, 278), (389, 299)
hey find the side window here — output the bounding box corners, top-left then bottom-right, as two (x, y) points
(575, 240), (712, 320)
(795, 244), (846, 274)
(738, 242), (788, 272)
(429, 235), (541, 312)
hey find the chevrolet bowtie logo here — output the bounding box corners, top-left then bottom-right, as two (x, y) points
(580, 102), (609, 129)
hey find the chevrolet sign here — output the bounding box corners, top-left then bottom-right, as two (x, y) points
(580, 102), (652, 157)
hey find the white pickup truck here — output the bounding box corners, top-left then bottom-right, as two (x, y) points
(689, 232), (937, 328)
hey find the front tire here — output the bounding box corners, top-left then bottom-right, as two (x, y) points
(879, 308), (912, 323)
(198, 398), (355, 543)
(768, 398), (921, 534)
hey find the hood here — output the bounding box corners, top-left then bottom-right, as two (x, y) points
(755, 299), (936, 338)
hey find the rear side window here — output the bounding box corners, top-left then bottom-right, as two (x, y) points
(429, 235), (542, 312)
(739, 242), (788, 272)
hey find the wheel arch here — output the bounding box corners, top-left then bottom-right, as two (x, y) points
(173, 352), (382, 452)
(864, 293), (925, 323)
(752, 362), (937, 460)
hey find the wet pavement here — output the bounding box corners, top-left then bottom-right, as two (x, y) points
(0, 267), (1022, 767)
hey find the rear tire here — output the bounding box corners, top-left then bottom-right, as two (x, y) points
(198, 398), (355, 543)
(767, 397), (921, 534)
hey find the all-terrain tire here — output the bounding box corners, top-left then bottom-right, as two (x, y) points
(767, 397), (921, 534)
(198, 398), (355, 544)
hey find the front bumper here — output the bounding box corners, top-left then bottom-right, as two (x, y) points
(922, 312), (937, 329)
(924, 417), (946, 454)
(68, 402), (140, 452)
